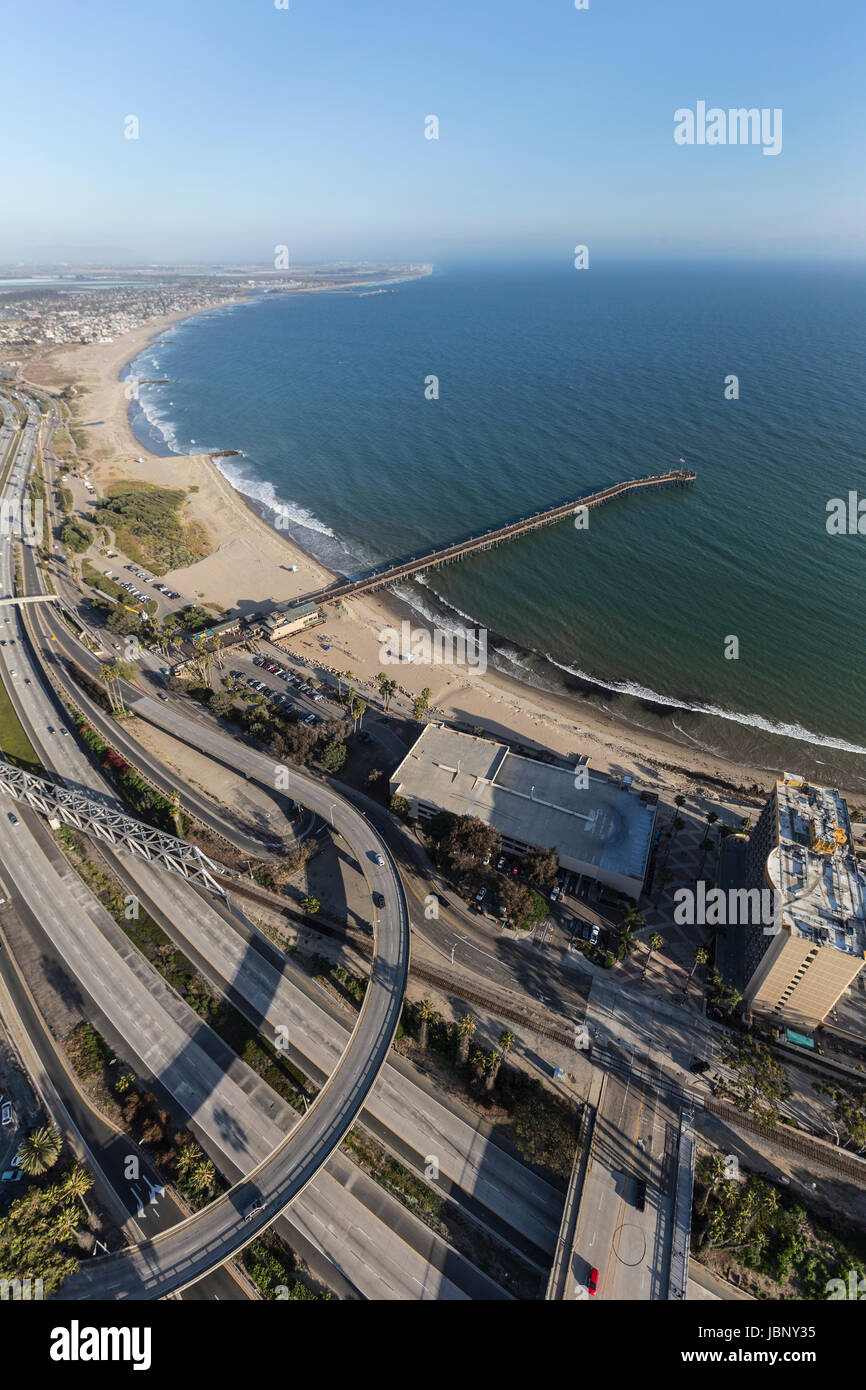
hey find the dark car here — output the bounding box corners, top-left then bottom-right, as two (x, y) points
(635, 1178), (647, 1212)
(690, 1058), (710, 1075)
(373, 891), (385, 909)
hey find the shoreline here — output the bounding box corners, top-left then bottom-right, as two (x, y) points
(19, 277), (846, 806)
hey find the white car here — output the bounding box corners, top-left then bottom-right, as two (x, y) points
(373, 852), (384, 867)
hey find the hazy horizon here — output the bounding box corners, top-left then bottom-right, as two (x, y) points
(1, 0), (863, 266)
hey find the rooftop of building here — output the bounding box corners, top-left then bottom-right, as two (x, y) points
(769, 778), (866, 958)
(391, 724), (656, 883)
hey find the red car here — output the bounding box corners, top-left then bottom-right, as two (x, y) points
(587, 1267), (599, 1297)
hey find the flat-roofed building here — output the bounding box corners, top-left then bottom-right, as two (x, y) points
(390, 724), (657, 900)
(743, 777), (866, 1030)
(257, 600), (321, 641)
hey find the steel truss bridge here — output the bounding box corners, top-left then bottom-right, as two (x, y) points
(0, 759), (226, 896)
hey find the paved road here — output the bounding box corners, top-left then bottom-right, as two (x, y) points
(0, 398), (421, 1299)
(124, 857), (563, 1254)
(569, 1059), (680, 1301)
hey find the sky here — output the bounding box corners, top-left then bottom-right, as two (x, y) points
(0, 0), (864, 266)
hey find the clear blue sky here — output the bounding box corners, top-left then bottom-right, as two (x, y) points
(1, 0), (863, 265)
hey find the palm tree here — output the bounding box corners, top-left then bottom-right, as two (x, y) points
(59, 1162), (93, 1215)
(498, 1029), (516, 1058)
(672, 794), (686, 832)
(741, 815), (752, 833)
(643, 931), (663, 977)
(176, 1140), (204, 1181)
(689, 945), (709, 982)
(416, 998), (436, 1050)
(485, 1049), (503, 1092)
(457, 1013), (477, 1065)
(100, 661), (120, 712)
(189, 1159), (216, 1196)
(351, 696), (366, 733)
(16, 1124), (62, 1175)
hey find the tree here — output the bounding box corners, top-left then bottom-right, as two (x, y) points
(485, 1050), (503, 1092)
(209, 690), (236, 718)
(696, 1151), (730, 1216)
(16, 1125), (63, 1176)
(320, 740), (347, 774)
(412, 687), (432, 723)
(416, 999), (436, 1050)
(301, 896), (320, 915)
(177, 1141), (205, 1181)
(376, 672), (398, 711)
(643, 931), (663, 976)
(498, 1030), (515, 1061)
(718, 1036), (791, 1126)
(673, 793), (686, 825)
(189, 1158), (216, 1197)
(58, 1162), (93, 1215)
(350, 696), (366, 734)
(457, 1013), (477, 1065)
(498, 875), (535, 929)
(815, 1080), (866, 1152)
(688, 945), (709, 982)
(523, 846), (559, 888)
(741, 815), (753, 833)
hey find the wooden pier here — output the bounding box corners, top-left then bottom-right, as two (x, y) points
(307, 467), (696, 605)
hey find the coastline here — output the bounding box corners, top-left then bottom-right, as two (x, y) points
(20, 280), (793, 805)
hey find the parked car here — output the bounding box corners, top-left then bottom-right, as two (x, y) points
(475, 887), (487, 904)
(1, 1169), (23, 1183)
(635, 1178), (647, 1212)
(689, 1059), (710, 1075)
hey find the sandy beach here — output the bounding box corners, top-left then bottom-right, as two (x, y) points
(22, 295), (778, 804)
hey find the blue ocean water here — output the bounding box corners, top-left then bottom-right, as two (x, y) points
(126, 262), (866, 791)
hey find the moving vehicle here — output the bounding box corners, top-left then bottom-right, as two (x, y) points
(587, 1267), (599, 1297)
(7, 813), (19, 826)
(635, 1178), (647, 1212)
(689, 1058), (710, 1075)
(373, 891), (385, 909)
(373, 852), (385, 867)
(243, 1199), (264, 1223)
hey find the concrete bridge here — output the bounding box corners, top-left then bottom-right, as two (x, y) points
(307, 468), (696, 605)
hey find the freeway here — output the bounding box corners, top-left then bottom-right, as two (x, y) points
(0, 398), (414, 1298)
(7, 411), (566, 1246)
(0, 805), (472, 1300)
(15, 572), (562, 1255)
(121, 855), (563, 1254)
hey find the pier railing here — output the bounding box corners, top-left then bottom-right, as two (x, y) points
(309, 467), (696, 605)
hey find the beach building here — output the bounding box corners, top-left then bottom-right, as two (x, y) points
(256, 600), (321, 642)
(742, 777), (866, 1030)
(390, 724), (657, 900)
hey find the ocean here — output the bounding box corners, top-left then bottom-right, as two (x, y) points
(125, 261), (866, 793)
